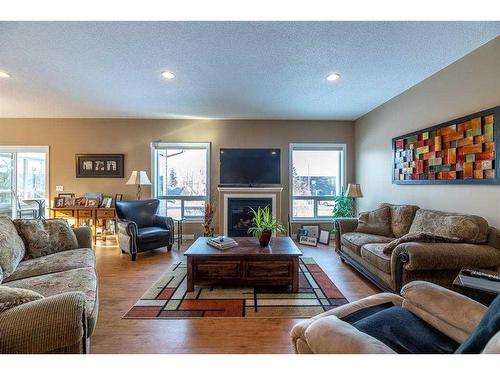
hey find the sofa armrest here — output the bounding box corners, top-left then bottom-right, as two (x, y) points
(401, 281), (487, 343)
(291, 292), (403, 353)
(0, 292), (87, 354)
(72, 226), (93, 248)
(391, 242), (500, 272)
(302, 316), (396, 354)
(333, 218), (359, 250)
(153, 215), (174, 246)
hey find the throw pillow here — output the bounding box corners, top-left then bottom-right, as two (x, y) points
(355, 207), (393, 237)
(409, 209), (489, 244)
(14, 219), (79, 259)
(383, 232), (462, 254)
(379, 203), (419, 238)
(0, 285), (43, 313)
(0, 216), (26, 280)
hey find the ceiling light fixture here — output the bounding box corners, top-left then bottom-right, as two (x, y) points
(161, 71), (175, 80)
(0, 71), (11, 79)
(326, 73), (340, 81)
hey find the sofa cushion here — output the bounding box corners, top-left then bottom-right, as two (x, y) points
(0, 285), (43, 313)
(341, 232), (394, 256)
(14, 219), (79, 259)
(380, 203), (419, 238)
(355, 207), (393, 237)
(361, 244), (392, 274)
(0, 216), (26, 281)
(4, 267), (98, 334)
(4, 248), (96, 282)
(409, 209), (489, 244)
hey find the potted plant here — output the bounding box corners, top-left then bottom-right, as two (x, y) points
(248, 206), (285, 246)
(331, 190), (354, 234)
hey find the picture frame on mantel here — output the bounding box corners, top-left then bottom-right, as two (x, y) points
(392, 105), (500, 185)
(75, 154), (124, 178)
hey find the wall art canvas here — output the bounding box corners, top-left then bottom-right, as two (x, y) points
(392, 106), (499, 185)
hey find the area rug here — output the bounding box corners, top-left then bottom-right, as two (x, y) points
(123, 257), (348, 319)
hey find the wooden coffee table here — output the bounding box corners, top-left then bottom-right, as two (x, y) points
(184, 236), (302, 292)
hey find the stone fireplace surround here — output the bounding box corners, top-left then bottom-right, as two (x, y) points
(217, 187), (283, 237)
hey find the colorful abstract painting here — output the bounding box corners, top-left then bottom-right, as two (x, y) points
(393, 106), (499, 184)
(123, 257), (348, 319)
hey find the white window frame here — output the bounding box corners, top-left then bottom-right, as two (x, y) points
(0, 145), (50, 217)
(151, 142), (211, 222)
(289, 143), (346, 223)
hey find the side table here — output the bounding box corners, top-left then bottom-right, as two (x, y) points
(173, 218), (184, 250)
(453, 267), (500, 306)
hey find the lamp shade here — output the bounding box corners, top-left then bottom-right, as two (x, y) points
(346, 183), (363, 198)
(126, 171), (152, 186)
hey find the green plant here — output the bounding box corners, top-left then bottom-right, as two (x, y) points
(247, 206), (285, 237)
(332, 190), (354, 219)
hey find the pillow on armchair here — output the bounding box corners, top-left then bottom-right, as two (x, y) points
(355, 207), (393, 237)
(14, 219), (79, 259)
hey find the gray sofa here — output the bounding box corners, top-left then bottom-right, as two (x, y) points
(0, 223), (97, 354)
(334, 204), (500, 293)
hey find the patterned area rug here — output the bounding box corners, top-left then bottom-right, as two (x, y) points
(124, 257), (348, 318)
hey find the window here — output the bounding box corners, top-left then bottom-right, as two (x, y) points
(152, 143), (210, 221)
(0, 146), (49, 218)
(289, 144), (346, 221)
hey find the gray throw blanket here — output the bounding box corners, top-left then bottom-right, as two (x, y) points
(383, 232), (462, 254)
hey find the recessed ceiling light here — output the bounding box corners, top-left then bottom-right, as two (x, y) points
(326, 73), (340, 81)
(0, 71), (11, 79)
(161, 71), (175, 80)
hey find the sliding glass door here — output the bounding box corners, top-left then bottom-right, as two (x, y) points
(0, 147), (49, 218)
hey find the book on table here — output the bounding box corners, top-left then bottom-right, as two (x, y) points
(207, 236), (238, 250)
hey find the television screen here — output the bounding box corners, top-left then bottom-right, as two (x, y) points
(220, 148), (281, 186)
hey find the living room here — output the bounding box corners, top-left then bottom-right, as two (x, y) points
(1, 1), (500, 373)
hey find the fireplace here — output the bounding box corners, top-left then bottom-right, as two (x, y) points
(227, 198), (272, 237)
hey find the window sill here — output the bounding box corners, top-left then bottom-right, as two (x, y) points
(290, 218), (334, 223)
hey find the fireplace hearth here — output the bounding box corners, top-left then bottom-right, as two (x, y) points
(227, 198), (272, 237)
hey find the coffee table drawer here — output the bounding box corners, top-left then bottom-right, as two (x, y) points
(246, 261), (291, 279)
(195, 261), (241, 279)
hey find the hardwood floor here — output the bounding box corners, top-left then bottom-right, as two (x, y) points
(90, 239), (380, 354)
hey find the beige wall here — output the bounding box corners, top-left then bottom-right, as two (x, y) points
(355, 37), (500, 227)
(0, 119), (354, 234)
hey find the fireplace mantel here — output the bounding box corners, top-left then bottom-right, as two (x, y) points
(217, 186), (284, 236)
(217, 186), (283, 193)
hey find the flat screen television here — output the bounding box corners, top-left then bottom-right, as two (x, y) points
(220, 148), (281, 186)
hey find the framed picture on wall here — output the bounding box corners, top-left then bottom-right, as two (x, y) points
(75, 154), (124, 178)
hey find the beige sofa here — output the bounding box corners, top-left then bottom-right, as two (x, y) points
(0, 226), (98, 354)
(335, 204), (500, 293)
(291, 280), (500, 354)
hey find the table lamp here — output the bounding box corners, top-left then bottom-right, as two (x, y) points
(345, 183), (363, 216)
(126, 171), (152, 200)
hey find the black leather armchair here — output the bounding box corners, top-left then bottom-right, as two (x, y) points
(115, 199), (174, 261)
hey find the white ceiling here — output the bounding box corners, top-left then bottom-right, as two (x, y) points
(0, 22), (499, 120)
